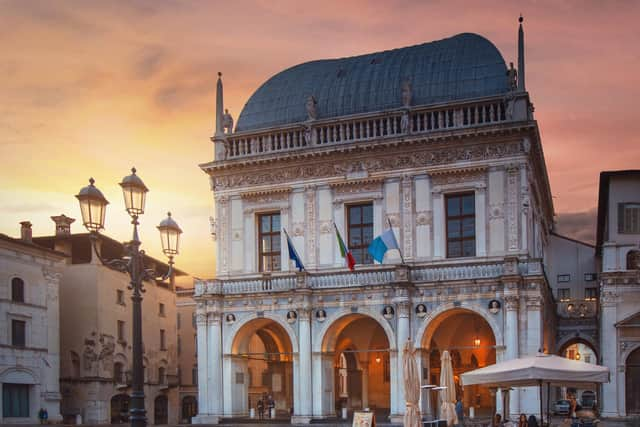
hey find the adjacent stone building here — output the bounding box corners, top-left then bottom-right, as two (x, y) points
(596, 170), (640, 417)
(194, 21), (559, 424)
(32, 216), (186, 425)
(176, 286), (198, 423)
(0, 223), (66, 423)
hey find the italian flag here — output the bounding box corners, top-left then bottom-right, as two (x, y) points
(334, 224), (356, 271)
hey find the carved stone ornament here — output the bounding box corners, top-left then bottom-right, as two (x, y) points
(240, 188), (291, 203)
(415, 211), (432, 226)
(430, 168), (486, 187)
(292, 222), (304, 237)
(488, 299), (501, 314)
(387, 214), (400, 227)
(225, 313), (236, 324)
(286, 310), (297, 324)
(319, 220), (332, 234)
(208, 141), (524, 191)
(306, 95), (318, 121)
(504, 295), (519, 311)
(416, 304), (427, 318)
(330, 178), (383, 195)
(382, 305), (395, 319)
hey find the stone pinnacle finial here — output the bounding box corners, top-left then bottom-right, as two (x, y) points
(131, 167), (137, 174)
(218, 71), (222, 78)
(519, 14), (523, 23)
(517, 14), (525, 91)
(89, 177), (95, 186)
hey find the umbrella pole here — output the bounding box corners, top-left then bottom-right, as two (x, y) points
(539, 380), (543, 426)
(546, 382), (550, 427)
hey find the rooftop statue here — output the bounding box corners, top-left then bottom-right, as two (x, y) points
(306, 95), (318, 121)
(222, 109), (234, 134)
(507, 62), (518, 91)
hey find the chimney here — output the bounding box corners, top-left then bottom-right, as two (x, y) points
(51, 214), (75, 256)
(20, 221), (32, 242)
(51, 214), (75, 236)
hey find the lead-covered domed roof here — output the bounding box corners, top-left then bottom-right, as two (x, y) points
(236, 33), (509, 132)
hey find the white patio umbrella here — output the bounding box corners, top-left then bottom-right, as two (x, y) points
(402, 339), (421, 427)
(460, 353), (610, 423)
(439, 351), (458, 427)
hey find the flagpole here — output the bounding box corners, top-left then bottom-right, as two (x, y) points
(386, 216), (405, 265)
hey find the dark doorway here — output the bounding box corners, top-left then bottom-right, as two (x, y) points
(181, 396), (198, 423)
(110, 394), (130, 423)
(626, 348), (640, 414)
(154, 395), (168, 425)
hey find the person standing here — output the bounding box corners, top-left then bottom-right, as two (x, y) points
(38, 408), (48, 424)
(455, 398), (464, 426)
(257, 398), (264, 420)
(517, 413), (528, 427)
(267, 395), (275, 419)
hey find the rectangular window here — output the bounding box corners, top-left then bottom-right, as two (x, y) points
(584, 273), (596, 282)
(618, 203), (640, 234)
(557, 274), (571, 283)
(159, 303), (165, 317)
(2, 383), (29, 417)
(160, 329), (166, 350)
(176, 313), (181, 330)
(347, 203), (374, 265)
(258, 212), (281, 272)
(192, 366), (198, 385)
(116, 289), (125, 305)
(585, 287), (598, 301)
(117, 320), (125, 342)
(177, 336), (182, 355)
(11, 279), (24, 303)
(446, 193), (476, 258)
(558, 288), (571, 302)
(194, 334), (197, 356)
(192, 313), (196, 328)
(11, 320), (25, 347)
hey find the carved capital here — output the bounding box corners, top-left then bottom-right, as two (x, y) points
(504, 295), (519, 311)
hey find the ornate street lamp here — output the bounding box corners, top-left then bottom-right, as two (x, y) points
(76, 168), (181, 427)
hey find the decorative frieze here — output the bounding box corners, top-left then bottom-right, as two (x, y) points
(209, 141), (524, 190)
(415, 211), (432, 226)
(305, 186), (317, 268)
(401, 175), (413, 261)
(506, 165), (519, 251)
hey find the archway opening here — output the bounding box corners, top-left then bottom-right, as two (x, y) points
(421, 309), (496, 419)
(110, 393), (130, 424)
(321, 314), (391, 418)
(230, 318), (294, 418)
(557, 339), (599, 408)
(626, 347), (640, 414)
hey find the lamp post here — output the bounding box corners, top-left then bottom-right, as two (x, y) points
(75, 168), (182, 427)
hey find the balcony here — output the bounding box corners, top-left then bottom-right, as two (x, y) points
(194, 258), (544, 297)
(556, 299), (598, 319)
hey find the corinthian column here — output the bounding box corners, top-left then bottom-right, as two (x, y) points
(293, 305), (313, 423)
(207, 303), (223, 419)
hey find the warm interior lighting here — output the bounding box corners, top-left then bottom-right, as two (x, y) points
(576, 352), (581, 361)
(473, 336), (481, 348)
(375, 355), (381, 364)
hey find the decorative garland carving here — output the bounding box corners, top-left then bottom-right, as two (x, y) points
(415, 211), (432, 226)
(401, 175), (413, 260)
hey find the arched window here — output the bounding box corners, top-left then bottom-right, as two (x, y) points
(158, 367), (166, 385)
(11, 277), (24, 303)
(114, 362), (125, 384)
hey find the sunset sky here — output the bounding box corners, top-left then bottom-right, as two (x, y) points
(1, 1), (639, 279)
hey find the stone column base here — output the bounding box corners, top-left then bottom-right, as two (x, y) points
(290, 415), (313, 424)
(192, 414), (220, 424)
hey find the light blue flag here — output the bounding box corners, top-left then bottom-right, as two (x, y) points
(367, 228), (400, 263)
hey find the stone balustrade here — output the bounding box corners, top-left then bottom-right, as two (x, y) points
(194, 258), (544, 297)
(224, 95), (513, 159)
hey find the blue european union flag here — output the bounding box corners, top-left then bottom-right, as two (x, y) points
(285, 231), (305, 271)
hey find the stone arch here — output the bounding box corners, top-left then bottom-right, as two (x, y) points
(223, 312), (299, 355)
(624, 344), (640, 415)
(414, 302), (504, 348)
(557, 336), (599, 361)
(0, 367), (37, 384)
(313, 307), (397, 353)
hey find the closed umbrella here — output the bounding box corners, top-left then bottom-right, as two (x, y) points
(402, 339), (421, 427)
(440, 351), (458, 426)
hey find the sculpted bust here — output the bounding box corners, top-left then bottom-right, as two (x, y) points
(401, 79), (412, 107)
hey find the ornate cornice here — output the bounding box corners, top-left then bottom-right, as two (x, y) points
(240, 187), (291, 202)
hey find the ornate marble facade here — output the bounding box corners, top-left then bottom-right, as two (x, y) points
(195, 22), (558, 424)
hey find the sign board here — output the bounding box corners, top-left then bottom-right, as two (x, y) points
(352, 411), (375, 427)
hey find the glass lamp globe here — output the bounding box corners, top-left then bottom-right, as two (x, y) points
(75, 178), (109, 232)
(157, 212), (182, 257)
(119, 167), (148, 217)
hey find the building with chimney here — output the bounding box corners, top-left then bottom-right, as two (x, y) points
(0, 222), (66, 423)
(194, 19), (562, 424)
(29, 216), (188, 425)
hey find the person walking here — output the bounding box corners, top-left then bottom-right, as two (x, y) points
(267, 395), (275, 419)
